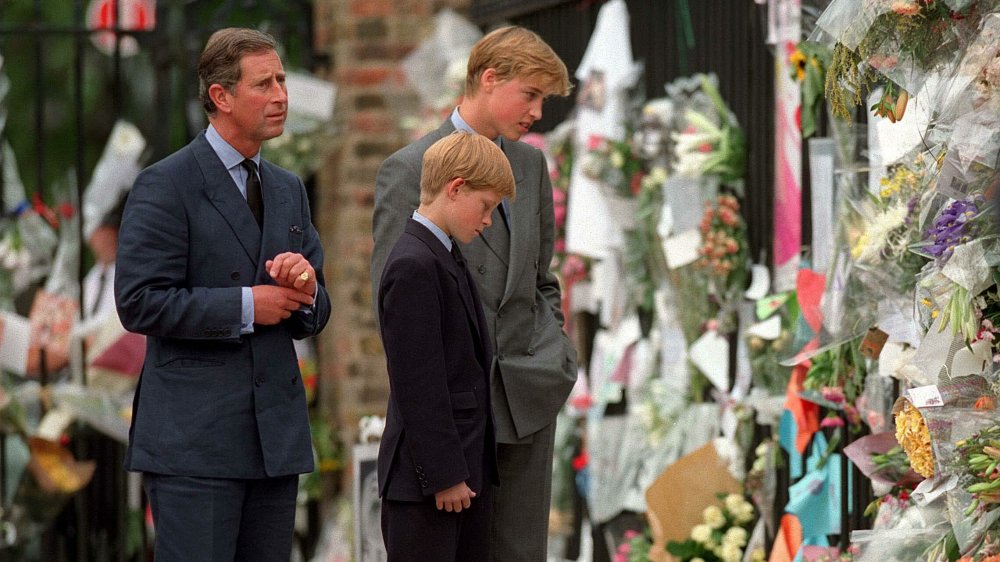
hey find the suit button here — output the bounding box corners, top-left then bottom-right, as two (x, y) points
(420, 482), (428, 488)
(415, 466), (424, 474)
(477, 265), (487, 274)
(531, 304), (538, 312)
(254, 377), (264, 387)
(231, 271), (240, 280)
(498, 353), (505, 361)
(527, 347), (535, 356)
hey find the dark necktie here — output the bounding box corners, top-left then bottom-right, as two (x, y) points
(241, 159), (263, 227)
(450, 240), (466, 268)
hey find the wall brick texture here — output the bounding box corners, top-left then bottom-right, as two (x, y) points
(311, 0), (471, 451)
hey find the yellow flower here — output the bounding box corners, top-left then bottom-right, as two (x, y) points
(789, 48), (807, 81)
(895, 401), (935, 477)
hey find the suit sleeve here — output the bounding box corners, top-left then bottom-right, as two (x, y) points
(285, 175), (331, 339)
(115, 166), (243, 340)
(371, 153), (421, 325)
(380, 255), (469, 494)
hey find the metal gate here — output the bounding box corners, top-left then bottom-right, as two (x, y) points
(0, 1), (315, 560)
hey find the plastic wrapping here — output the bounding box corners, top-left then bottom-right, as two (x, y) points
(850, 524), (950, 562)
(399, 9), (481, 111)
(81, 119), (144, 239)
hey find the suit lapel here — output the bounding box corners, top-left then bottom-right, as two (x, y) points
(408, 220), (483, 344)
(192, 134), (261, 267)
(499, 142), (527, 308)
(256, 162), (292, 281)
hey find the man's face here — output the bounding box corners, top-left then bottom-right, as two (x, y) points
(483, 74), (549, 141)
(227, 50), (288, 145)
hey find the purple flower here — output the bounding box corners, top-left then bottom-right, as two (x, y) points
(923, 195), (983, 264)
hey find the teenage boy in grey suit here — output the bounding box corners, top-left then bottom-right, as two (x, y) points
(378, 131), (514, 561)
(115, 28), (330, 561)
(371, 26), (577, 561)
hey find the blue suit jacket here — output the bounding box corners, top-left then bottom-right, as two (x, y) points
(376, 219), (499, 501)
(115, 131), (331, 478)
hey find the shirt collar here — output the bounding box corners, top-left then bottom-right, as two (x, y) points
(450, 107), (503, 149)
(412, 210), (452, 251)
(206, 124), (261, 170)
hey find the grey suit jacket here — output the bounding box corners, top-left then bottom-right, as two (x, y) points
(371, 120), (577, 443)
(116, 132), (331, 478)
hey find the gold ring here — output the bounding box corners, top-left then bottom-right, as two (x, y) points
(298, 271), (310, 282)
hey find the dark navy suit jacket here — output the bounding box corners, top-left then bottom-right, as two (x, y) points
(377, 219), (499, 501)
(115, 131), (331, 478)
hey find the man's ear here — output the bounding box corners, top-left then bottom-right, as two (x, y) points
(446, 177), (466, 198)
(208, 84), (232, 114)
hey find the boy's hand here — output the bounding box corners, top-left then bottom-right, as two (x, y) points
(434, 482), (476, 512)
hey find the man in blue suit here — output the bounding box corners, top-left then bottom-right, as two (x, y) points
(115, 28), (331, 561)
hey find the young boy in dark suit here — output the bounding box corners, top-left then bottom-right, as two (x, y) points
(376, 131), (516, 562)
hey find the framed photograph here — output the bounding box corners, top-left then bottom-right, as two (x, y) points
(352, 442), (386, 562)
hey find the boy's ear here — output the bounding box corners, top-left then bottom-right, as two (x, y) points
(446, 177), (465, 198)
(480, 68), (497, 93)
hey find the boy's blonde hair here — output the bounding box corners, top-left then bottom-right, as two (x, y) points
(420, 131), (516, 205)
(465, 26), (571, 98)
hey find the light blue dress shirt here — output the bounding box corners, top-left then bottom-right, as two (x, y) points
(205, 124), (260, 334)
(412, 210), (452, 252)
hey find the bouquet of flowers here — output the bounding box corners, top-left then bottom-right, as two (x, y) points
(580, 133), (646, 200)
(614, 528), (653, 562)
(819, 0), (989, 121)
(789, 41), (832, 138)
(894, 399), (936, 478)
(694, 194), (748, 302)
(671, 75), (745, 184)
(666, 493), (758, 562)
(912, 192), (998, 342)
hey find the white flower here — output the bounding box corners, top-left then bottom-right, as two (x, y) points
(733, 503), (755, 524)
(610, 150), (625, 169)
(648, 166), (668, 185)
(857, 200), (908, 264)
(675, 152), (711, 177)
(579, 153), (605, 180)
(691, 559), (706, 562)
(702, 505), (725, 529)
(690, 523), (713, 544)
(672, 131), (720, 156)
(723, 494), (744, 513)
(720, 543), (743, 562)
(723, 526), (747, 548)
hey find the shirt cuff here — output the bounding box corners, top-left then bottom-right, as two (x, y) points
(241, 287), (255, 334)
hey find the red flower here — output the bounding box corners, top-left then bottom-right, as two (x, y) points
(572, 451), (589, 471)
(630, 171), (645, 196)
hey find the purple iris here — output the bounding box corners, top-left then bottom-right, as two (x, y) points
(923, 195), (983, 264)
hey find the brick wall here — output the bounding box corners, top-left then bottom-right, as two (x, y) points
(312, 0), (471, 450)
